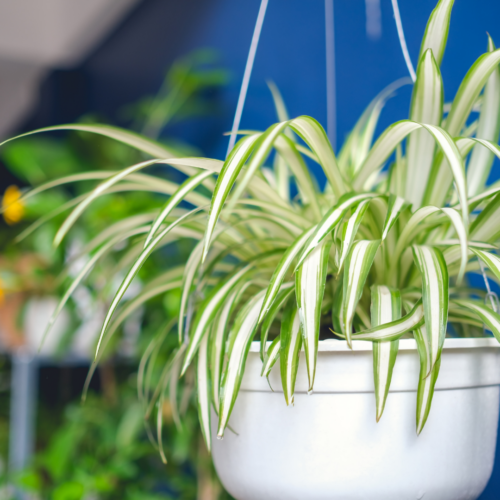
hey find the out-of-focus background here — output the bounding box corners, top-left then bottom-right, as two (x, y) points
(0, 0), (499, 498)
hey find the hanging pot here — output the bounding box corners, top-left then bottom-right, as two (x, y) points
(212, 338), (500, 500)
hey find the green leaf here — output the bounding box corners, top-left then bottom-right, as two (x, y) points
(144, 170), (212, 248)
(467, 36), (500, 196)
(197, 330), (211, 451)
(295, 239), (331, 391)
(289, 116), (346, 198)
(261, 336), (281, 379)
(371, 285), (401, 421)
(452, 299), (500, 341)
(341, 240), (380, 346)
(202, 134), (260, 261)
(412, 245), (449, 372)
(296, 193), (377, 269)
(217, 290), (266, 437)
(337, 199), (371, 271)
(94, 208), (203, 358)
(258, 227), (315, 324)
(381, 195), (406, 241)
(182, 264), (253, 375)
(279, 297), (303, 405)
(259, 284), (294, 361)
(471, 248), (500, 284)
(414, 326), (442, 435)
(406, 49), (443, 209)
(349, 300), (424, 341)
(470, 193), (500, 242)
(418, 0), (454, 66)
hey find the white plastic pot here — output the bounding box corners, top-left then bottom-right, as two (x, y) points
(212, 338), (500, 500)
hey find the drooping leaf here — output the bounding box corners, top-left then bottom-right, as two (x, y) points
(371, 285), (401, 421)
(414, 326), (442, 435)
(261, 336), (281, 379)
(470, 193), (500, 243)
(412, 245), (449, 372)
(197, 330), (211, 451)
(381, 195), (406, 241)
(259, 284), (294, 361)
(217, 290), (266, 438)
(341, 240), (380, 346)
(471, 248), (500, 284)
(279, 297), (303, 405)
(295, 239), (331, 391)
(452, 299), (500, 341)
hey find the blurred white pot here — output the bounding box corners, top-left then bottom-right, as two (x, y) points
(24, 296), (69, 356)
(212, 338), (500, 500)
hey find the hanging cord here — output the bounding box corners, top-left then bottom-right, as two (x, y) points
(391, 0), (416, 82)
(183, 1), (269, 345)
(325, 0), (337, 150)
(226, 0), (269, 157)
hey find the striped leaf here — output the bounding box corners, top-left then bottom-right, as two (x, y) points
(197, 332), (211, 451)
(338, 199), (370, 271)
(341, 240), (380, 346)
(296, 193), (377, 269)
(289, 116), (346, 198)
(418, 0), (454, 67)
(406, 49), (443, 209)
(182, 265), (253, 375)
(217, 290), (266, 438)
(350, 300), (424, 341)
(414, 326), (442, 435)
(296, 239), (331, 391)
(144, 170), (212, 248)
(467, 36), (500, 197)
(258, 227), (315, 324)
(452, 299), (500, 341)
(279, 297), (303, 405)
(259, 284), (294, 361)
(209, 289), (240, 413)
(94, 208), (203, 358)
(261, 336), (281, 379)
(470, 193), (500, 243)
(381, 195), (406, 241)
(371, 285), (401, 421)
(202, 134), (260, 261)
(471, 248), (500, 283)
(412, 245), (449, 372)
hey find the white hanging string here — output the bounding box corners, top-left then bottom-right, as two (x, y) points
(391, 0), (416, 82)
(325, 0), (337, 150)
(226, 0), (269, 158)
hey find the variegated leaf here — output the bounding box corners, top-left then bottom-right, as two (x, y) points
(414, 326), (442, 435)
(296, 239), (331, 391)
(381, 195), (406, 241)
(452, 299), (500, 342)
(218, 290), (266, 438)
(470, 193), (500, 243)
(342, 240), (380, 346)
(261, 336), (281, 379)
(280, 297), (303, 405)
(371, 285), (401, 421)
(296, 193), (377, 269)
(349, 300), (424, 341)
(259, 284), (294, 361)
(258, 227), (315, 324)
(467, 36), (500, 197)
(197, 332), (211, 451)
(412, 245), (449, 372)
(471, 248), (500, 283)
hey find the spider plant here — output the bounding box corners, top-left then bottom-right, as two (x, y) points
(3, 0), (500, 457)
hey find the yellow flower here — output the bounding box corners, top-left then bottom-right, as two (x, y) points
(2, 185), (24, 225)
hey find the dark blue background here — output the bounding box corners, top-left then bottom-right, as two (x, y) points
(15, 0), (500, 496)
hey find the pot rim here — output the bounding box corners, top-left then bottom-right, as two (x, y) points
(250, 337), (500, 353)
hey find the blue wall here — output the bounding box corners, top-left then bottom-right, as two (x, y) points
(16, 0), (500, 496)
